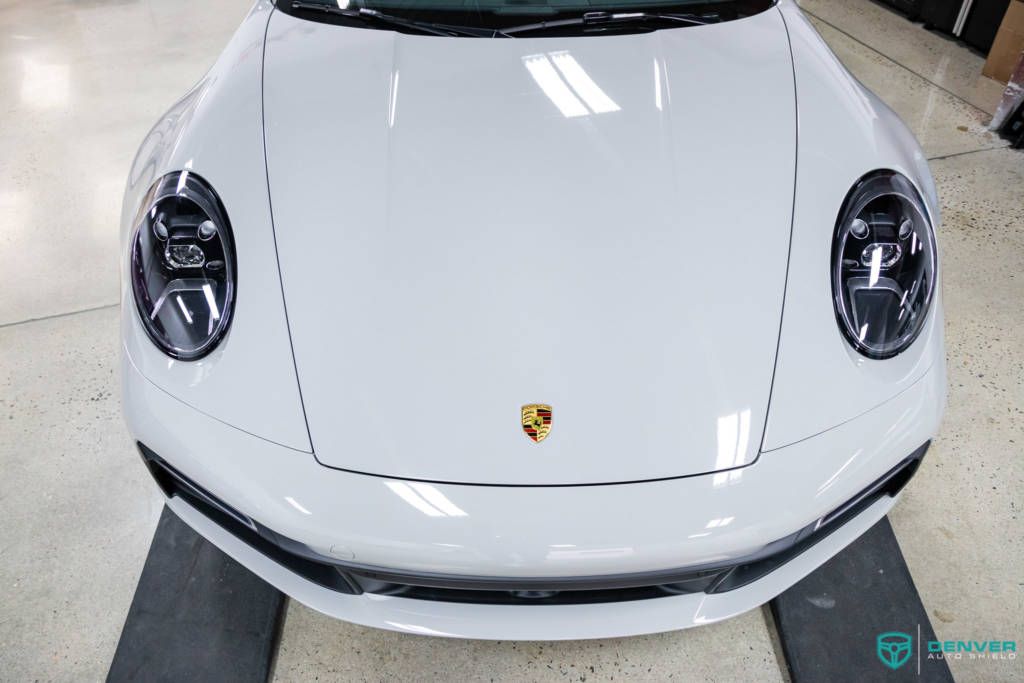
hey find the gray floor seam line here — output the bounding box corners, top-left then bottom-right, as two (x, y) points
(928, 144), (1012, 161)
(0, 303), (120, 330)
(803, 8), (996, 118)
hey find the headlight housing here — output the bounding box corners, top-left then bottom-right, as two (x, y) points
(130, 171), (236, 360)
(832, 171), (937, 359)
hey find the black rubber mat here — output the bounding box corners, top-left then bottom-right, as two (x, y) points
(107, 506), (286, 683)
(771, 516), (953, 683)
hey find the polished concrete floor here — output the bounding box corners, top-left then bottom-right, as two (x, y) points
(0, 0), (1021, 681)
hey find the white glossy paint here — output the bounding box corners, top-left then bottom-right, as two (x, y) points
(763, 1), (947, 451)
(123, 350), (943, 578)
(262, 9), (797, 484)
(120, 1), (310, 451)
(126, 344), (941, 636)
(119, 0), (948, 638)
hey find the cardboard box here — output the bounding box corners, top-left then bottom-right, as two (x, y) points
(984, 0), (1024, 84)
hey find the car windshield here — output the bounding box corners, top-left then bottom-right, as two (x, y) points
(276, 0), (776, 36)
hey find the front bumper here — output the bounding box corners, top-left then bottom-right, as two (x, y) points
(123, 351), (945, 639)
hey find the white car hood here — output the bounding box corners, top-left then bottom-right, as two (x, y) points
(263, 7), (796, 485)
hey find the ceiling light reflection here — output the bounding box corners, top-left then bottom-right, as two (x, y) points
(705, 516), (735, 529)
(202, 283), (220, 320)
(712, 470), (743, 488)
(816, 450), (861, 497)
(175, 295), (193, 324)
(388, 69), (399, 128)
(713, 410), (751, 488)
(285, 496), (312, 515)
(386, 481), (467, 518)
(868, 245), (882, 287)
(715, 409), (751, 471)
(523, 54), (588, 118)
(549, 51), (621, 114)
(653, 58), (663, 111)
(385, 622), (458, 637)
(387, 481), (442, 517)
(409, 482), (467, 517)
(546, 546), (634, 561)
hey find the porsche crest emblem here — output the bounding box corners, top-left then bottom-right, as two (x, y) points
(521, 404), (553, 443)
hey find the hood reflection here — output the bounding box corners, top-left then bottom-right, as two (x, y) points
(386, 481), (468, 517)
(523, 51), (620, 118)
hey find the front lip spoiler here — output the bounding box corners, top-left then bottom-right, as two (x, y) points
(138, 441), (929, 605)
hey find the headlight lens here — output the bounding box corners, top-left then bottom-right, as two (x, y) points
(832, 171), (937, 359)
(130, 172), (236, 360)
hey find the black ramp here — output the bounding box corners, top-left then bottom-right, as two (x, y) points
(771, 517), (953, 683)
(108, 506), (286, 683)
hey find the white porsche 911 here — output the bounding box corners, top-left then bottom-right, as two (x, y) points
(121, 0), (945, 639)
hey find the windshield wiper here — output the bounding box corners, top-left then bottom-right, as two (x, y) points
(291, 1), (505, 37)
(502, 10), (718, 36)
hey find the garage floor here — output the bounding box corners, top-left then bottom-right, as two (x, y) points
(1, 0), (1021, 681)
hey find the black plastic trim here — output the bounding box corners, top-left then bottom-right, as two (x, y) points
(708, 443), (927, 593)
(139, 444), (361, 595)
(273, 0), (777, 37)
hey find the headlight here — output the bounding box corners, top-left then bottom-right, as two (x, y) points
(130, 171), (236, 360)
(832, 171), (937, 359)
